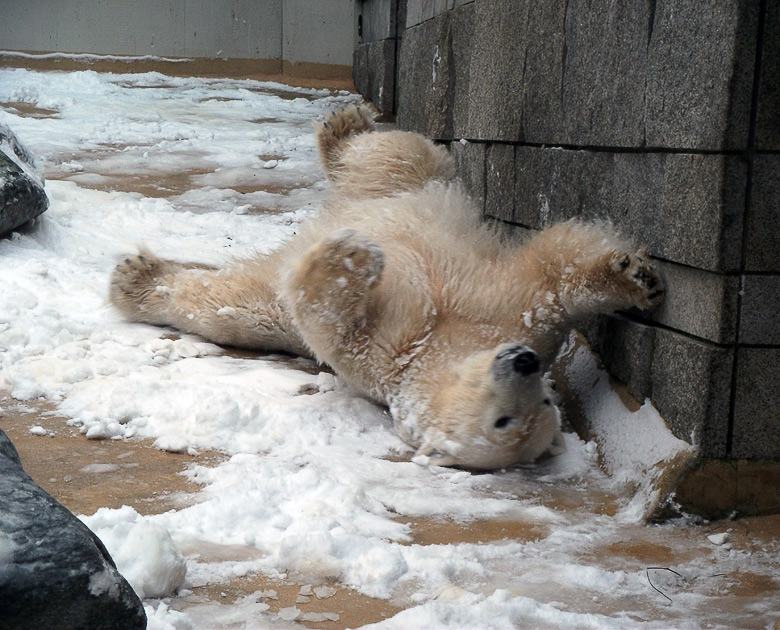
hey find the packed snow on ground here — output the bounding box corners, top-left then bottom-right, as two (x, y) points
(0, 66), (777, 630)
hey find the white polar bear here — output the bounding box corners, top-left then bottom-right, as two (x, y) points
(110, 106), (664, 470)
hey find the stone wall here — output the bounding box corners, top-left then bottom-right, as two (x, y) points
(355, 0), (780, 464)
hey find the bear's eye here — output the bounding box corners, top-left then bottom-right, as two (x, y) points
(494, 416), (512, 429)
(543, 398), (552, 406)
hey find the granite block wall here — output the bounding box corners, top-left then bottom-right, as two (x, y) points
(355, 0), (779, 462)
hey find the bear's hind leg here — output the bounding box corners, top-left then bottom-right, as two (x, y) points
(283, 228), (384, 362)
(110, 250), (214, 326)
(110, 250), (308, 354)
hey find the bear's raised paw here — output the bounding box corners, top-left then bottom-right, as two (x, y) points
(611, 250), (665, 309)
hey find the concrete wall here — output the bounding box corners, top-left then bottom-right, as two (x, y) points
(355, 1), (780, 468)
(0, 0), (356, 67)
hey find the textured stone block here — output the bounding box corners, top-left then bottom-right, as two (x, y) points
(756, 1), (780, 149)
(397, 5), (473, 138)
(746, 155), (780, 272)
(405, 0), (450, 28)
(513, 146), (745, 272)
(485, 143), (515, 222)
(464, 0), (529, 142)
(449, 139), (485, 210)
(739, 275), (780, 345)
(0, 430), (146, 630)
(353, 39), (396, 115)
(464, 0), (755, 149)
(650, 330), (733, 458)
(586, 314), (657, 404)
(587, 318), (732, 456)
(525, 0), (650, 147)
(732, 348), (780, 458)
(645, 0), (757, 150)
(360, 0), (399, 43)
(650, 261), (739, 344)
(397, 14), (450, 137)
(735, 460), (780, 515)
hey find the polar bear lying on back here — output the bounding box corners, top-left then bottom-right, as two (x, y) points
(110, 105), (664, 470)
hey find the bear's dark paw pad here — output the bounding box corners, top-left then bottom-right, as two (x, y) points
(613, 251), (665, 308)
(111, 252), (166, 297)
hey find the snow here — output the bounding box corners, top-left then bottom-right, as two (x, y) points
(81, 506), (187, 599)
(1, 66), (778, 630)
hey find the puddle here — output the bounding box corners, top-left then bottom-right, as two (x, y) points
(0, 101), (59, 118)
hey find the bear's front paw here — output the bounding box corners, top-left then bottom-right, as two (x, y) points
(611, 250), (665, 309)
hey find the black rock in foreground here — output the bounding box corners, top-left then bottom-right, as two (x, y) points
(0, 429), (146, 630)
(0, 122), (49, 236)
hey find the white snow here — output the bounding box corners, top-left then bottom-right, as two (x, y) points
(1, 66), (778, 630)
(81, 505), (187, 599)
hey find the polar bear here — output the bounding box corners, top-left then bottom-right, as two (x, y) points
(110, 106), (664, 470)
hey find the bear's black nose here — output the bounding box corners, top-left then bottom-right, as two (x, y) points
(513, 350), (540, 376)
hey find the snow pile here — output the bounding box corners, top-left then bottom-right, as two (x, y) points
(80, 506), (187, 599)
(559, 337), (696, 520)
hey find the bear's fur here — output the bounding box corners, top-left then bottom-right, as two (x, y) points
(110, 105), (664, 470)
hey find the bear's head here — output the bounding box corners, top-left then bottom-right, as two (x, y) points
(420, 342), (563, 470)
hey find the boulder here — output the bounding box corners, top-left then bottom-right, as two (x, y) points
(0, 429), (146, 630)
(0, 122), (49, 236)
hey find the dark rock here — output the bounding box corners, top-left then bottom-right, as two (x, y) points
(524, 0), (650, 147)
(397, 13), (451, 138)
(0, 429), (146, 630)
(464, 0), (529, 142)
(585, 314), (658, 404)
(0, 122), (49, 237)
(650, 261), (740, 345)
